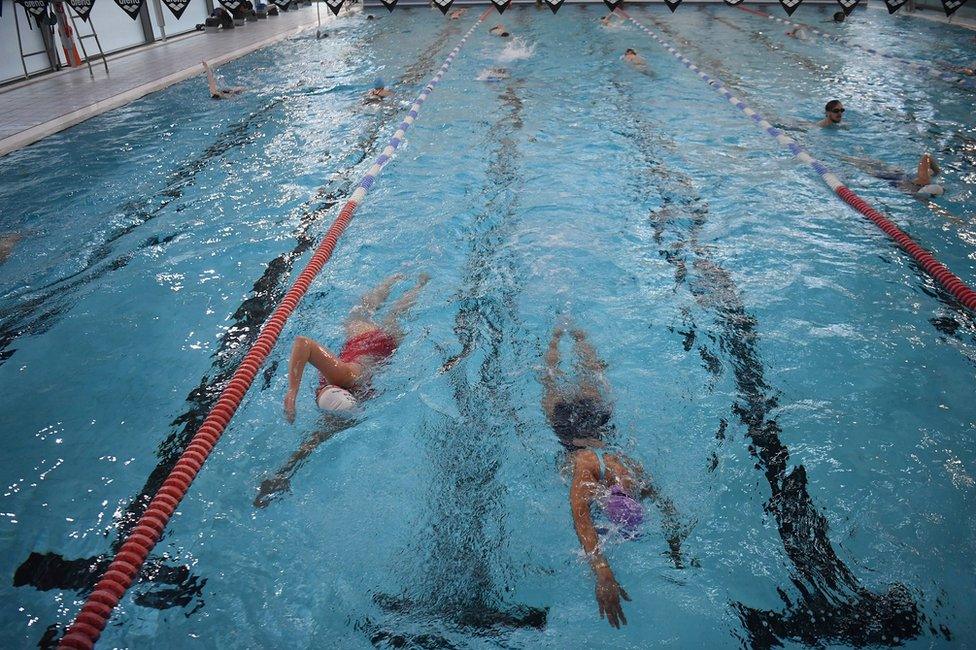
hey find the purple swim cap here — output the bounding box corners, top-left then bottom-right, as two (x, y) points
(606, 485), (644, 531)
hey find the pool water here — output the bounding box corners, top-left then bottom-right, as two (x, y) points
(0, 5), (974, 648)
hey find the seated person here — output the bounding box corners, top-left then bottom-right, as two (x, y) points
(202, 61), (245, 99)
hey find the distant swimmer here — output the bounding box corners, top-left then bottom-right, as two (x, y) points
(489, 24), (511, 37)
(0, 233), (21, 265)
(622, 48), (646, 67)
(365, 77), (392, 102)
(540, 323), (686, 629)
(448, 8), (465, 19)
(831, 10), (845, 22)
(477, 67), (510, 82)
(785, 25), (807, 39)
(817, 99), (845, 128)
(202, 61), (244, 100)
(600, 13), (620, 27)
(842, 152), (944, 199)
(255, 272), (429, 508)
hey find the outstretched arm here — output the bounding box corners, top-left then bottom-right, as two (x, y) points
(202, 61), (219, 96)
(571, 451), (630, 628)
(540, 327), (565, 420)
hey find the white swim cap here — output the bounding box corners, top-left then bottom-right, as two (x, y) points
(317, 386), (358, 413)
(916, 184), (944, 198)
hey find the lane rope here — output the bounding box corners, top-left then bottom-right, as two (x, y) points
(57, 9), (493, 650)
(616, 8), (976, 312)
(735, 5), (976, 91)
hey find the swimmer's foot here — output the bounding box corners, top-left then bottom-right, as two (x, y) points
(254, 476), (291, 508)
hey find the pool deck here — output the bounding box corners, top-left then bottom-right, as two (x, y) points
(0, 5), (335, 159)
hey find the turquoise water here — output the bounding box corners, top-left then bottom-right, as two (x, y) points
(0, 5), (974, 648)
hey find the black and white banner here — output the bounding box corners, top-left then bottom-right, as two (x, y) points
(17, 0), (48, 17)
(836, 0), (859, 14)
(941, 0), (966, 16)
(723, 0), (744, 5)
(603, 0), (621, 12)
(113, 0), (144, 18)
(779, 0), (802, 15)
(380, 0), (397, 10)
(491, 0), (510, 13)
(267, 0), (288, 10)
(325, 0), (343, 14)
(161, 0), (190, 19)
(432, 0), (453, 14)
(664, 0), (681, 12)
(884, 0), (907, 11)
(66, 0), (95, 20)
(544, 0), (563, 13)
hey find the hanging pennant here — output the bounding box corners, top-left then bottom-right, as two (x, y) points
(664, 0), (681, 11)
(778, 0), (802, 15)
(221, 0), (244, 9)
(325, 0), (343, 14)
(17, 0), (49, 17)
(161, 0), (189, 19)
(431, 0), (453, 14)
(723, 0), (744, 5)
(380, 0), (397, 11)
(603, 0), (621, 11)
(113, 0), (144, 18)
(490, 0), (510, 12)
(883, 0), (907, 11)
(65, 0), (95, 20)
(544, 0), (563, 13)
(941, 0), (966, 16)
(836, 0), (859, 14)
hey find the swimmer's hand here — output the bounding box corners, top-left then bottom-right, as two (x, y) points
(284, 389), (298, 423)
(595, 566), (629, 629)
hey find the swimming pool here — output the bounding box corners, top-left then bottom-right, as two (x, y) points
(1, 4), (974, 648)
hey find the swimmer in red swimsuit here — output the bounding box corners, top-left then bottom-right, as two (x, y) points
(255, 272), (429, 508)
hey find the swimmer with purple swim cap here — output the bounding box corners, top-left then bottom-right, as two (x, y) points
(541, 323), (686, 629)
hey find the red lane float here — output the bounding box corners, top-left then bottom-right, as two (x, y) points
(58, 9), (493, 650)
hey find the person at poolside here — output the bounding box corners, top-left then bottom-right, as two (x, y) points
(817, 99), (844, 127)
(489, 24), (511, 37)
(842, 152), (944, 199)
(255, 272), (429, 508)
(365, 77), (392, 103)
(622, 48), (646, 67)
(0, 233), (21, 265)
(540, 323), (685, 629)
(202, 61), (245, 100)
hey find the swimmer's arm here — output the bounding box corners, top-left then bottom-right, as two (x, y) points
(284, 336), (358, 422)
(540, 329), (564, 419)
(202, 61), (219, 97)
(915, 154), (933, 185)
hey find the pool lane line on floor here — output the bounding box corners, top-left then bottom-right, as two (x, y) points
(57, 9), (493, 650)
(616, 8), (976, 314)
(735, 5), (976, 91)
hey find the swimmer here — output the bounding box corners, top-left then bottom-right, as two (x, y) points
(365, 77), (392, 102)
(540, 324), (685, 629)
(254, 272), (429, 508)
(489, 24), (511, 37)
(448, 8), (465, 19)
(785, 25), (807, 39)
(202, 61), (244, 100)
(622, 48), (646, 67)
(831, 10), (845, 22)
(600, 13), (617, 26)
(841, 152), (944, 199)
(0, 233), (21, 265)
(817, 99), (845, 127)
(477, 67), (509, 82)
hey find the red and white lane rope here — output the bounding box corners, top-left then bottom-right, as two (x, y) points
(58, 10), (492, 650)
(616, 9), (976, 312)
(735, 5), (976, 91)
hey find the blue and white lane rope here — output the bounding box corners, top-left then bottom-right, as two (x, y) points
(736, 5), (976, 91)
(615, 8), (976, 311)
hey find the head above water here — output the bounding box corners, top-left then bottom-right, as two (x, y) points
(373, 77), (385, 90)
(625, 48), (636, 56)
(824, 99), (844, 123)
(833, 10), (846, 22)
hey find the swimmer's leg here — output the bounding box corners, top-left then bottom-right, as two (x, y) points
(570, 329), (610, 401)
(345, 273), (404, 336)
(380, 272), (430, 341)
